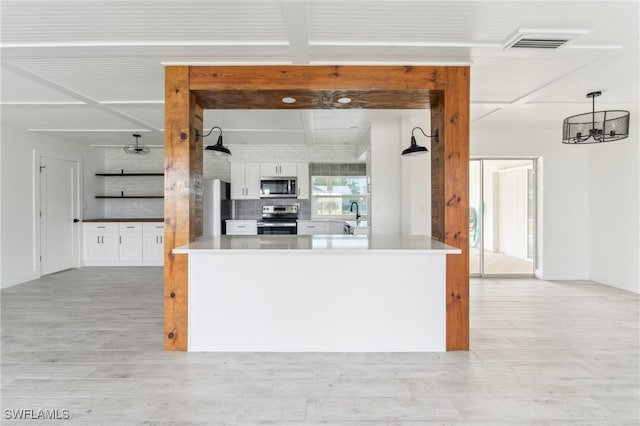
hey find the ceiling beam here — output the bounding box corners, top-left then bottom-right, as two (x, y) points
(280, 2), (310, 65)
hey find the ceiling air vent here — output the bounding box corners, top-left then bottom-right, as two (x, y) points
(502, 29), (589, 50)
(510, 38), (570, 49)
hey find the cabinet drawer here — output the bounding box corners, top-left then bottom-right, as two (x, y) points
(119, 223), (142, 233)
(297, 220), (328, 235)
(226, 220), (257, 235)
(143, 222), (165, 232)
(84, 223), (118, 233)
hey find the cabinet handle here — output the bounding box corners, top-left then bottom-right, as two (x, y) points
(126, 226), (135, 229)
(97, 236), (100, 244)
(160, 236), (163, 244)
(119, 236), (122, 244)
(97, 226), (106, 228)
(238, 225), (246, 228)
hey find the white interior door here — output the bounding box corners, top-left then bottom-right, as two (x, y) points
(40, 156), (79, 275)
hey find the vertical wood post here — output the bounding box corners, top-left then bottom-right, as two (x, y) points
(431, 67), (470, 350)
(163, 66), (203, 351)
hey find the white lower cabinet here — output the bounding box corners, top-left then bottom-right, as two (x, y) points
(328, 220), (347, 235)
(83, 222), (164, 266)
(297, 220), (328, 235)
(84, 223), (119, 262)
(226, 220), (258, 235)
(297, 220), (348, 235)
(119, 223), (143, 261)
(142, 223), (165, 261)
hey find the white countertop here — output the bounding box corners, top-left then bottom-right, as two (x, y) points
(173, 234), (461, 254)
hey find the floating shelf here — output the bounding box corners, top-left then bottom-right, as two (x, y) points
(96, 172), (164, 176)
(96, 195), (164, 199)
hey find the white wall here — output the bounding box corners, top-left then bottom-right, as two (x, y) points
(471, 128), (590, 280)
(1, 126), (103, 288)
(401, 116), (431, 236)
(473, 125), (639, 293)
(587, 115), (640, 293)
(370, 119), (402, 235)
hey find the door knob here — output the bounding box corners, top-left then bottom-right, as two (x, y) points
(73, 218), (80, 223)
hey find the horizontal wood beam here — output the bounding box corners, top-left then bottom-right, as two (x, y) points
(193, 89), (433, 110)
(190, 66), (446, 92)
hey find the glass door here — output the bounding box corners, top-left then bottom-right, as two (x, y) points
(470, 159), (536, 277)
(469, 160), (482, 276)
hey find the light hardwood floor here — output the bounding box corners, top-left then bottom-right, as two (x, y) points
(1, 267), (638, 425)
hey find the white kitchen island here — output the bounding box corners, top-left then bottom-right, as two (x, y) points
(173, 235), (461, 352)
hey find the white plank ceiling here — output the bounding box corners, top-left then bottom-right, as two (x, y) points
(1, 1), (638, 147)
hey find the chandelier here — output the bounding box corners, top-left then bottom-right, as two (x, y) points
(562, 91), (630, 144)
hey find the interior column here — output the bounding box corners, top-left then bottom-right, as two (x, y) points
(163, 66), (204, 350)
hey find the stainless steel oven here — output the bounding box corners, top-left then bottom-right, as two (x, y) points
(257, 205), (298, 235)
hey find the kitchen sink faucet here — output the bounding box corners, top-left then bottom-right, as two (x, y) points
(350, 201), (361, 221)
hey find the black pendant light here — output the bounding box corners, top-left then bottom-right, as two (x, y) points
(562, 91), (630, 144)
(123, 133), (150, 155)
(195, 126), (231, 156)
(402, 127), (439, 156)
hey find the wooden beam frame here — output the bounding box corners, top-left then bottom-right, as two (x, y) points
(163, 65), (470, 351)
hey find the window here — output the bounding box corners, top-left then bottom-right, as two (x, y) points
(311, 176), (368, 219)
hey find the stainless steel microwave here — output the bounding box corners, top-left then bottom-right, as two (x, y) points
(260, 177), (297, 198)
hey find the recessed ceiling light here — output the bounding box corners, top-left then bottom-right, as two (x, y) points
(338, 97), (352, 104)
(282, 97), (296, 104)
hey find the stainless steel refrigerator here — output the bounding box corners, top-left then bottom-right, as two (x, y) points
(203, 179), (232, 235)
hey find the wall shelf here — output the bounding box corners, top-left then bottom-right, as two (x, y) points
(96, 171), (164, 176)
(96, 195), (164, 199)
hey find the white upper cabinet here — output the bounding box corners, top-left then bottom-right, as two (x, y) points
(260, 162), (297, 177)
(297, 163), (309, 199)
(231, 162), (260, 200)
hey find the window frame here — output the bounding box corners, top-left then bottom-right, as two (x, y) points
(310, 175), (369, 220)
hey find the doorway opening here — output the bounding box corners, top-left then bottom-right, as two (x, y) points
(470, 158), (537, 277)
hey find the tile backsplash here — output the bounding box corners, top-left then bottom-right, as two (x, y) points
(234, 199), (311, 220)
